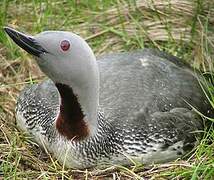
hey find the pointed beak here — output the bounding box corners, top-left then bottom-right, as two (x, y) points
(4, 27), (47, 57)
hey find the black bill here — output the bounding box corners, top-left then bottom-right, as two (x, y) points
(4, 27), (47, 57)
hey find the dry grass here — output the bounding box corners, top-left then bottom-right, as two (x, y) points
(0, 0), (214, 179)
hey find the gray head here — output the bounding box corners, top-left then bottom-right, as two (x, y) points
(4, 27), (99, 88)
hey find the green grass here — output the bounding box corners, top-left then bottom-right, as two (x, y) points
(0, 0), (213, 179)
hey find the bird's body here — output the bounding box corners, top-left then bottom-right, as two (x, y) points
(5, 27), (213, 169)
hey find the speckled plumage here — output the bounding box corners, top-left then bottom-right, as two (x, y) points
(16, 49), (212, 168)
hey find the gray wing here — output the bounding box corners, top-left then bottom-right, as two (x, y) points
(98, 49), (213, 125)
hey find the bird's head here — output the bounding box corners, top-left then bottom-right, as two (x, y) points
(4, 27), (98, 87)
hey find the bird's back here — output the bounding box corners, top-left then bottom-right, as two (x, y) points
(99, 49), (213, 122)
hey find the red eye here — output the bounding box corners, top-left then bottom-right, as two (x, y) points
(60, 40), (70, 51)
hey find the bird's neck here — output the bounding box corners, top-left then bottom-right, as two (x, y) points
(55, 61), (99, 140)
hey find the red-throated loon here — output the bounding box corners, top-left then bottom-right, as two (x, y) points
(4, 27), (213, 169)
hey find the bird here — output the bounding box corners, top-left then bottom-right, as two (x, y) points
(4, 26), (213, 169)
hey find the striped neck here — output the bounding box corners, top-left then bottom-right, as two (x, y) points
(54, 60), (100, 140)
(55, 83), (89, 140)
